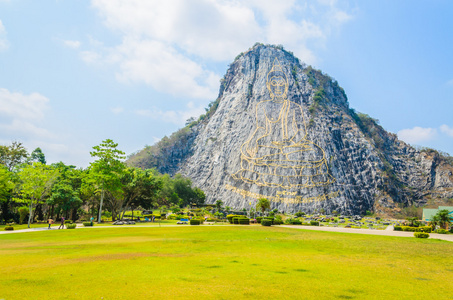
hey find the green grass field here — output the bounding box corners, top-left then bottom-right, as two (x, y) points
(1, 226), (452, 299)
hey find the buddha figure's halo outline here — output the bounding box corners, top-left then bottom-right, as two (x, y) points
(231, 57), (336, 192)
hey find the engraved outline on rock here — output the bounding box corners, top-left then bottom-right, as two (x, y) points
(231, 58), (336, 190)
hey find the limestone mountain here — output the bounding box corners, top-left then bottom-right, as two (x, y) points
(128, 44), (453, 215)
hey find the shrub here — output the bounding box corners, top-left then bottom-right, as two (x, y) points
(263, 217), (274, 225)
(291, 219), (302, 225)
(402, 226), (417, 232)
(67, 223), (76, 229)
(227, 215), (241, 224)
(206, 219), (215, 222)
(238, 218), (250, 225)
(261, 219), (272, 226)
(4, 226), (14, 231)
(393, 226), (402, 231)
(310, 221), (319, 226)
(256, 217), (263, 223)
(83, 222), (93, 227)
(417, 226), (432, 233)
(64, 220), (72, 224)
(273, 219), (283, 225)
(414, 232), (429, 239)
(190, 219), (201, 225)
(435, 229), (448, 234)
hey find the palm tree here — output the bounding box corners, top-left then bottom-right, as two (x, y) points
(435, 209), (453, 229)
(256, 198), (271, 216)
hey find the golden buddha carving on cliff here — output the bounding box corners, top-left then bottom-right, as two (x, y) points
(232, 58), (335, 189)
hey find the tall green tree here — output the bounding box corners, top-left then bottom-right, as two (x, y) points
(0, 166), (15, 223)
(48, 162), (83, 220)
(16, 162), (59, 228)
(172, 174), (205, 207)
(0, 141), (28, 171)
(256, 198), (271, 216)
(29, 147), (46, 164)
(118, 168), (163, 220)
(89, 139), (125, 223)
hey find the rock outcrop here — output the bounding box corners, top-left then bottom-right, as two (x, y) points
(128, 44), (453, 214)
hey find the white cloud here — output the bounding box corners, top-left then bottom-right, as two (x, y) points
(135, 103), (205, 126)
(440, 124), (453, 137)
(0, 88), (49, 121)
(110, 106), (124, 114)
(0, 19), (9, 51)
(0, 88), (53, 139)
(397, 127), (437, 144)
(63, 39), (81, 49)
(84, 0), (353, 99)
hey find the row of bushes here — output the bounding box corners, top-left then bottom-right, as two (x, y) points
(394, 226), (432, 233)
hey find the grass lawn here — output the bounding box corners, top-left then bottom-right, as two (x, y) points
(0, 226), (452, 299)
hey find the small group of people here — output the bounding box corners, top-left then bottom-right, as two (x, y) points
(143, 215), (156, 222)
(47, 217), (66, 229)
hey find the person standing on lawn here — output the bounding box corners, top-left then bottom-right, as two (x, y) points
(58, 217), (65, 229)
(48, 218), (54, 229)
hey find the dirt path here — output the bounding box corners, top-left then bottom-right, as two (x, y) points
(2, 224), (452, 242)
(280, 225), (453, 242)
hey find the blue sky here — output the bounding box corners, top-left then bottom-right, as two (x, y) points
(0, 0), (452, 167)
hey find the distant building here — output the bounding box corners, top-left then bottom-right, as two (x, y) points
(422, 206), (453, 222)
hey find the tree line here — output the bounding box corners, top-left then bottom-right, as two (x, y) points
(0, 139), (205, 227)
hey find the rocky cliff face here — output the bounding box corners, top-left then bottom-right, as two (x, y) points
(128, 44), (453, 215)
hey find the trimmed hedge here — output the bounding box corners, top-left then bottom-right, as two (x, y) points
(435, 229), (448, 234)
(83, 222), (93, 227)
(401, 226), (433, 232)
(64, 220), (72, 224)
(4, 226), (14, 231)
(67, 223), (77, 229)
(232, 217), (240, 224)
(256, 217), (263, 223)
(227, 215), (241, 224)
(190, 219), (201, 225)
(394, 226), (402, 231)
(273, 219), (283, 225)
(310, 220), (319, 226)
(414, 232), (429, 238)
(261, 219), (272, 226)
(285, 218), (302, 225)
(263, 217), (274, 225)
(238, 218), (250, 225)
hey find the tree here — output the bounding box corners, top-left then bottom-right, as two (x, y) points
(256, 198), (271, 216)
(48, 162), (83, 220)
(434, 209), (453, 229)
(215, 200), (224, 212)
(0, 166), (15, 223)
(29, 147), (46, 164)
(89, 139), (125, 223)
(117, 168), (163, 220)
(0, 141), (28, 171)
(16, 162), (59, 228)
(18, 206), (29, 225)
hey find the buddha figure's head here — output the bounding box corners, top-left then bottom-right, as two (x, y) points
(267, 58), (288, 100)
